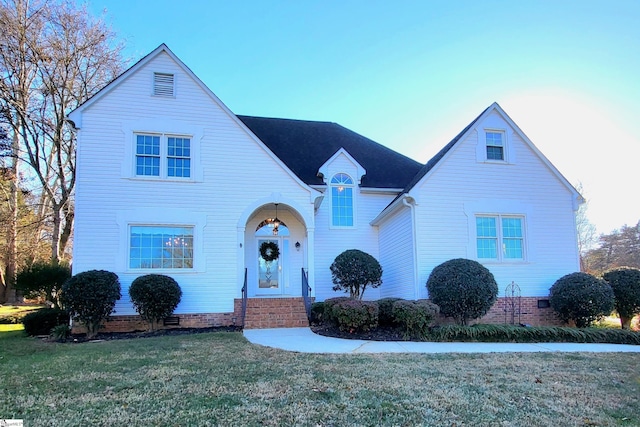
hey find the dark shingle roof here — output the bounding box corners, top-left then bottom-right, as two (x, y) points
(400, 106), (490, 194)
(237, 116), (423, 188)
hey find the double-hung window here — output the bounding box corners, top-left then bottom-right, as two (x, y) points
(135, 133), (191, 179)
(486, 131), (505, 161)
(331, 173), (354, 227)
(129, 225), (194, 269)
(476, 215), (524, 260)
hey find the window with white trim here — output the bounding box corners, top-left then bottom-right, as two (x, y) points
(331, 173), (354, 227)
(135, 133), (191, 178)
(129, 225), (193, 269)
(486, 131), (505, 161)
(476, 215), (524, 260)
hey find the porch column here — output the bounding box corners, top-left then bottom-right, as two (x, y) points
(306, 227), (315, 297)
(237, 226), (246, 298)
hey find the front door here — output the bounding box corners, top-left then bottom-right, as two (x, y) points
(257, 238), (289, 295)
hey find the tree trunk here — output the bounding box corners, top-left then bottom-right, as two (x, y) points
(50, 203), (61, 263)
(620, 316), (632, 330)
(2, 131), (20, 304)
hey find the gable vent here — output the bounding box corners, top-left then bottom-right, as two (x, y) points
(153, 72), (174, 97)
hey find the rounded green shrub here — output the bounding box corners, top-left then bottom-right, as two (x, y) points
(22, 308), (69, 336)
(602, 268), (640, 329)
(331, 299), (379, 332)
(60, 270), (121, 338)
(16, 261), (71, 309)
(392, 299), (440, 339)
(310, 302), (325, 324)
(330, 249), (383, 300)
(323, 296), (352, 325)
(129, 274), (182, 330)
(426, 258), (498, 325)
(377, 297), (403, 327)
(549, 272), (614, 328)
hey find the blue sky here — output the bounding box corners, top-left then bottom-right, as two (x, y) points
(87, 0), (639, 234)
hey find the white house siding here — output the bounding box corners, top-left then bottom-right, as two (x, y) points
(377, 206), (416, 300)
(73, 51), (314, 316)
(412, 111), (579, 299)
(311, 151), (396, 301)
(314, 189), (395, 301)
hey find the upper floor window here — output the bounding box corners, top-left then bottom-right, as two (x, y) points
(129, 225), (193, 269)
(486, 131), (505, 161)
(331, 173), (354, 227)
(153, 72), (174, 97)
(135, 133), (191, 179)
(476, 215), (524, 261)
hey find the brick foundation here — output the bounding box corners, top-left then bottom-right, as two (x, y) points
(72, 297), (309, 333)
(434, 296), (564, 326)
(72, 310), (242, 334)
(72, 296), (561, 334)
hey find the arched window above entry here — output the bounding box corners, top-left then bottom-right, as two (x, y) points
(330, 173), (354, 227)
(256, 220), (290, 236)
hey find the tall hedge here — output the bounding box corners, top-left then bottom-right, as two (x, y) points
(603, 267), (640, 329)
(549, 272), (614, 328)
(426, 258), (498, 325)
(61, 270), (121, 338)
(15, 262), (71, 309)
(129, 274), (182, 330)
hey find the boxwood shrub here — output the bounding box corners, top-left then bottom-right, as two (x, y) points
(61, 270), (121, 338)
(549, 272), (614, 328)
(332, 299), (379, 332)
(22, 308), (69, 336)
(129, 274), (182, 330)
(310, 302), (325, 324)
(330, 249), (382, 299)
(392, 299), (440, 339)
(377, 297), (403, 327)
(426, 258), (498, 325)
(323, 297), (352, 325)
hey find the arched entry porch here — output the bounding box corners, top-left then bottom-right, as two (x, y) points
(236, 194), (315, 328)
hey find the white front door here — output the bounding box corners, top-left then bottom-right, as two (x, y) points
(253, 219), (290, 296)
(256, 238), (288, 295)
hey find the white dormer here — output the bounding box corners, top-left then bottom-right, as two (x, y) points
(318, 148), (366, 185)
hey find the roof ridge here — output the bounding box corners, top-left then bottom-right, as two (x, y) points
(236, 115), (335, 125)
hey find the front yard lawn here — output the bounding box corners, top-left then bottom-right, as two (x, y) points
(1, 330), (639, 426)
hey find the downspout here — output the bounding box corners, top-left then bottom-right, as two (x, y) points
(402, 196), (420, 300)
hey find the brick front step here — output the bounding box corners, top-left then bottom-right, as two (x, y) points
(243, 297), (309, 329)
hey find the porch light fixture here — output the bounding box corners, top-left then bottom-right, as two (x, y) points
(295, 241), (301, 251)
(272, 203), (281, 235)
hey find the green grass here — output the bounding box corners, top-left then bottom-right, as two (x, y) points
(0, 324), (24, 332)
(0, 305), (44, 323)
(0, 304), (43, 315)
(1, 331), (639, 426)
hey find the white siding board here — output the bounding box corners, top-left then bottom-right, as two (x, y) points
(313, 190), (394, 301)
(73, 51), (314, 315)
(412, 119), (579, 299)
(378, 207), (415, 299)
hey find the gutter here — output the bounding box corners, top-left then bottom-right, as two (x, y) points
(402, 197), (420, 300)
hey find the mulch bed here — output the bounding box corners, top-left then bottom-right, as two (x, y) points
(311, 323), (410, 341)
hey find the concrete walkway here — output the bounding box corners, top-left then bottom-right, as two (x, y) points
(243, 327), (640, 354)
